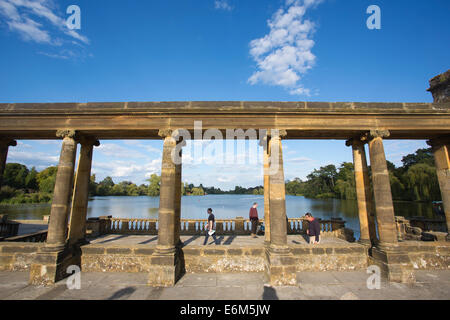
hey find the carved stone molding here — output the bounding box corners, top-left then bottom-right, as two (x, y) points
(158, 129), (173, 138)
(267, 129), (287, 139)
(361, 129), (390, 142)
(79, 136), (100, 147)
(0, 138), (17, 148)
(56, 129), (77, 139)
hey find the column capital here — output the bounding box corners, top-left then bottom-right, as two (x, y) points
(56, 129), (77, 139)
(267, 129), (287, 139)
(158, 129), (173, 138)
(345, 137), (365, 148)
(0, 138), (17, 148)
(426, 136), (450, 149)
(361, 129), (390, 142)
(79, 136), (100, 147)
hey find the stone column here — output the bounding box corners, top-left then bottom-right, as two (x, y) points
(365, 130), (398, 246)
(268, 130), (288, 248)
(67, 137), (100, 246)
(45, 130), (78, 251)
(0, 139), (17, 187)
(259, 135), (271, 244)
(364, 130), (415, 283)
(427, 138), (450, 234)
(149, 129), (184, 286)
(173, 138), (184, 247)
(346, 138), (377, 245)
(30, 130), (80, 285)
(156, 129), (178, 251)
(264, 129), (296, 286)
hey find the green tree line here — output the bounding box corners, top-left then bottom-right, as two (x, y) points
(1, 147), (440, 204)
(285, 148), (441, 202)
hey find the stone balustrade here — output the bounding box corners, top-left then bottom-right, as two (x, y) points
(2, 230), (47, 243)
(0, 216), (20, 239)
(86, 216), (354, 241)
(396, 216), (448, 241)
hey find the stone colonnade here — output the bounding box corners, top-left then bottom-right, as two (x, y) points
(0, 125), (449, 286)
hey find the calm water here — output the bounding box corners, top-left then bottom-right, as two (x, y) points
(0, 195), (437, 240)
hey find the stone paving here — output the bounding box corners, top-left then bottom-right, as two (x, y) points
(89, 234), (354, 247)
(0, 270), (448, 300)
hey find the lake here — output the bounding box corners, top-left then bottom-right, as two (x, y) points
(0, 195), (437, 240)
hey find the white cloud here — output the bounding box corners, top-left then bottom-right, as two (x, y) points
(92, 159), (161, 184)
(214, 0), (233, 11)
(97, 143), (150, 159)
(0, 0), (90, 58)
(248, 0), (322, 96)
(8, 150), (59, 165)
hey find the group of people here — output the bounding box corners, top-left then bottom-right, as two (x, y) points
(203, 203), (321, 245)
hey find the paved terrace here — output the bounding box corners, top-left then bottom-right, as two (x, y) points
(1, 270), (449, 300)
(88, 234), (353, 247)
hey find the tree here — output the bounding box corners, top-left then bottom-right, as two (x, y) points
(404, 163), (440, 201)
(334, 162), (356, 200)
(25, 167), (38, 190)
(147, 174), (161, 196)
(36, 166), (58, 193)
(401, 148), (434, 170)
(96, 176), (115, 196)
(3, 163), (29, 189)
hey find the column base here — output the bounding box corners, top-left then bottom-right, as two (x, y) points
(148, 246), (185, 287)
(264, 245), (296, 286)
(29, 246), (81, 286)
(370, 243), (415, 284)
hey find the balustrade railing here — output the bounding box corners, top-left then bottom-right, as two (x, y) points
(87, 216), (348, 237)
(3, 230), (47, 243)
(0, 217), (20, 238)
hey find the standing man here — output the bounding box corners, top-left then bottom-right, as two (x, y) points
(249, 202), (259, 238)
(203, 208), (218, 245)
(305, 213), (321, 244)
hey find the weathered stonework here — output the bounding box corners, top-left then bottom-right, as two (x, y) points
(29, 246), (81, 286)
(427, 70), (450, 103)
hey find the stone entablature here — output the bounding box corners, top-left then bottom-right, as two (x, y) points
(0, 101), (449, 140)
(1, 101), (449, 114)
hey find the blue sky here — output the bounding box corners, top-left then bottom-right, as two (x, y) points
(1, 0), (449, 189)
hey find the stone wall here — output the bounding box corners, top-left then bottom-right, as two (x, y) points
(0, 242), (43, 271)
(402, 241), (450, 270)
(291, 245), (368, 271)
(80, 243), (370, 274)
(81, 245), (155, 272)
